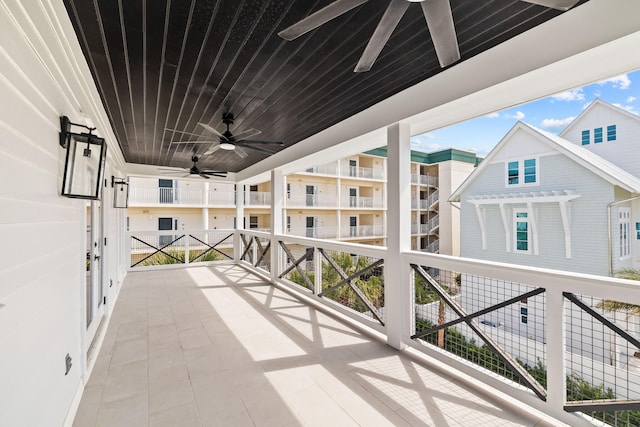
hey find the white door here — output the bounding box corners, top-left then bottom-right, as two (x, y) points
(85, 200), (105, 346)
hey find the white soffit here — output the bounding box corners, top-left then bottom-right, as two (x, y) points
(238, 0), (640, 183)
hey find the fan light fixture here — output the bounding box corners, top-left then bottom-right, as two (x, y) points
(219, 141), (235, 150)
(59, 116), (107, 200)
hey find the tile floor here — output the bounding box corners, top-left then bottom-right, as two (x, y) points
(73, 265), (561, 427)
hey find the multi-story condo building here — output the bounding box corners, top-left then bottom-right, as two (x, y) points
(128, 148), (481, 254)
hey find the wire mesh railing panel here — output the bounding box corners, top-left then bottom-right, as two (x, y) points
(130, 233), (187, 267)
(278, 241), (315, 292)
(318, 248), (385, 324)
(564, 292), (640, 426)
(254, 235), (271, 273)
(239, 233), (254, 264)
(187, 231), (234, 263)
(412, 264), (547, 398)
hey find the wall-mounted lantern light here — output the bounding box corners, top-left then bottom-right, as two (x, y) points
(59, 116), (107, 200)
(112, 176), (129, 208)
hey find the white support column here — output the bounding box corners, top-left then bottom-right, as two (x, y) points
(234, 184), (244, 262)
(545, 287), (566, 418)
(385, 122), (412, 350)
(271, 169), (284, 283)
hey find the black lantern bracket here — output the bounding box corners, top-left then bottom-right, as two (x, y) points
(59, 116), (107, 200)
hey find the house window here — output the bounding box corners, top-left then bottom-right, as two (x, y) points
(507, 161), (519, 185)
(581, 130), (590, 145)
(619, 208), (631, 259)
(523, 159), (536, 184)
(514, 210), (530, 254)
(286, 183), (291, 199)
(594, 127), (603, 143)
(249, 216), (258, 229)
(607, 124), (617, 141)
(506, 158), (537, 187)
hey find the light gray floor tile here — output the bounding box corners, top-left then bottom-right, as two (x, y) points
(74, 266), (557, 427)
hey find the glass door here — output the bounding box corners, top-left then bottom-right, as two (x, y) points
(85, 200), (105, 345)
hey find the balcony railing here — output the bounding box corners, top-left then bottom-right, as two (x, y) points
(339, 224), (384, 238)
(422, 240), (440, 253)
(286, 194), (338, 208)
(411, 174), (438, 187)
(246, 191), (271, 206)
(128, 187), (236, 207)
(125, 228), (640, 425)
(341, 196), (384, 209)
(341, 163), (385, 180)
(287, 226), (338, 239)
(302, 163), (338, 176)
(426, 189), (439, 208)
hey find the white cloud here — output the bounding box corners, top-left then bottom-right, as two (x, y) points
(411, 134), (441, 152)
(485, 112), (500, 119)
(540, 116), (575, 129)
(627, 96), (637, 103)
(551, 89), (585, 102)
(506, 111), (525, 120)
(598, 74), (631, 90)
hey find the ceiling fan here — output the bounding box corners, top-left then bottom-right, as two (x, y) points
(158, 155), (227, 179)
(167, 112), (284, 159)
(278, 0), (580, 72)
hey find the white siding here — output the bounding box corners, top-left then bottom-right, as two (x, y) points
(0, 2), (126, 426)
(460, 154), (614, 275)
(561, 102), (640, 177)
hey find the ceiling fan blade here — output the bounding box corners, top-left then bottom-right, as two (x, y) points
(235, 147), (249, 159)
(171, 140), (217, 144)
(236, 140), (284, 146)
(231, 128), (261, 141)
(238, 144), (278, 155)
(354, 0), (408, 73)
(421, 0), (461, 68)
(202, 171), (228, 177)
(278, 0), (369, 40)
(203, 144), (222, 156)
(520, 0), (580, 11)
(197, 122), (226, 139)
(198, 173), (211, 179)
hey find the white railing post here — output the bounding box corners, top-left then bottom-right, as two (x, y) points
(386, 122), (412, 350)
(546, 287), (566, 418)
(234, 185), (244, 262)
(271, 170), (284, 283)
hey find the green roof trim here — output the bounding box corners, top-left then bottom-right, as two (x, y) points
(364, 147), (482, 165)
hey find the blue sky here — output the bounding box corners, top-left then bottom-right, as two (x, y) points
(410, 70), (640, 157)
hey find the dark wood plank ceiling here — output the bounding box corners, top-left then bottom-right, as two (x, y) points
(63, 0), (587, 173)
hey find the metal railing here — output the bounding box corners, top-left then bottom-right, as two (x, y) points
(287, 226), (338, 239)
(286, 193), (338, 208)
(127, 228), (640, 425)
(301, 163), (338, 176)
(341, 196), (384, 209)
(427, 190), (439, 208)
(246, 191), (271, 206)
(128, 187), (236, 206)
(339, 224), (384, 238)
(340, 163), (385, 180)
(127, 229), (235, 270)
(427, 214), (439, 231)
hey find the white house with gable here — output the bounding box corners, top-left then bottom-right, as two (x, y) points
(450, 100), (640, 277)
(447, 100), (640, 367)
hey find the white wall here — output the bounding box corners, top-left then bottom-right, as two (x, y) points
(0, 1), (126, 426)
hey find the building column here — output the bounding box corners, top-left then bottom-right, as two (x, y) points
(385, 122), (412, 350)
(270, 169), (284, 283)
